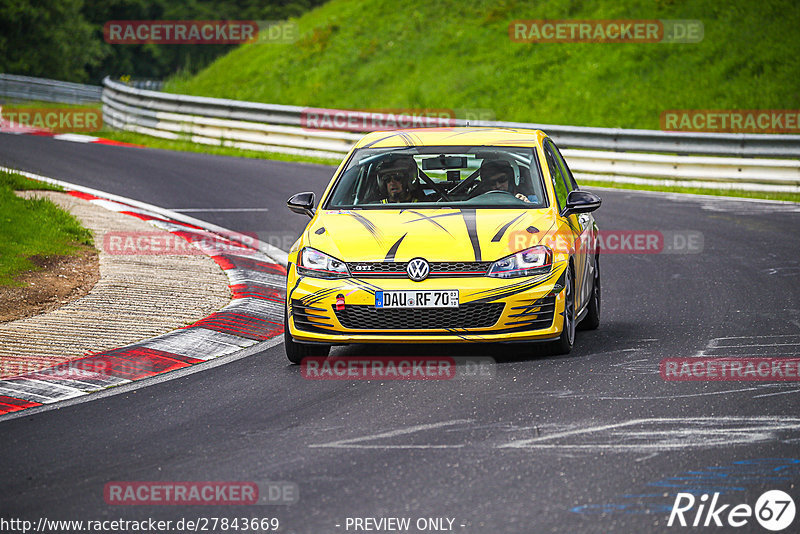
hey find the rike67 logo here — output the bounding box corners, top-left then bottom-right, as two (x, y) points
(668, 490), (796, 530)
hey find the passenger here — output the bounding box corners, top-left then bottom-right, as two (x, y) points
(477, 160), (534, 203)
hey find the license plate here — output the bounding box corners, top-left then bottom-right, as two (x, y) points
(375, 290), (459, 308)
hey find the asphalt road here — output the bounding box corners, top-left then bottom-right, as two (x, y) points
(2, 133), (800, 533)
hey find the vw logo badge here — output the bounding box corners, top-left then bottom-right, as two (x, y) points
(406, 258), (430, 282)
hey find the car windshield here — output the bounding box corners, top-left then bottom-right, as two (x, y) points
(324, 146), (547, 209)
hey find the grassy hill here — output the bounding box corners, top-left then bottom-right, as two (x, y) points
(165, 0), (800, 130)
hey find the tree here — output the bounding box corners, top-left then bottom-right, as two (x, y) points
(0, 0), (104, 82)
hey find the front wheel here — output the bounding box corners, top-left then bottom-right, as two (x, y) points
(548, 266), (575, 355)
(284, 305), (330, 364)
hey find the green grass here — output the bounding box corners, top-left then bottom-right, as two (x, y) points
(579, 178), (800, 202)
(97, 130), (342, 166)
(166, 0), (800, 130)
(0, 170), (63, 192)
(0, 170), (93, 286)
(0, 100), (101, 110)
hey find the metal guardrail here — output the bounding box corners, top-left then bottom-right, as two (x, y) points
(0, 74), (102, 104)
(97, 76), (797, 192)
(126, 80), (164, 91)
(102, 77), (800, 157)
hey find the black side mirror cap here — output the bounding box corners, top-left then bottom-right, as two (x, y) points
(287, 192), (316, 218)
(563, 190), (602, 216)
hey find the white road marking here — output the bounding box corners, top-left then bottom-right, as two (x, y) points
(309, 419), (473, 449)
(170, 208), (270, 212)
(696, 334), (800, 357)
(753, 388), (800, 398)
(498, 417), (800, 452)
(585, 390), (765, 400)
(309, 417), (800, 454)
(52, 133), (99, 143)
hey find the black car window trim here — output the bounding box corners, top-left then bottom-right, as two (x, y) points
(543, 142), (569, 212)
(548, 138), (579, 192)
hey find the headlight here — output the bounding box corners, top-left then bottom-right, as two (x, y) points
(297, 247), (350, 279)
(487, 245), (552, 278)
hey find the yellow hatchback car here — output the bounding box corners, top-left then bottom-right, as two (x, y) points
(284, 127), (601, 363)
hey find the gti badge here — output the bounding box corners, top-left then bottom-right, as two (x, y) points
(406, 258), (430, 282)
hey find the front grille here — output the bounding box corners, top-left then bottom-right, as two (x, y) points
(348, 261), (492, 278)
(504, 295), (556, 329)
(334, 302), (504, 330)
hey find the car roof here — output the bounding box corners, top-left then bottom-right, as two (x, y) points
(353, 127), (548, 149)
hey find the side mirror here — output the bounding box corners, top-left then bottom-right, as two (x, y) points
(287, 192), (316, 218)
(563, 190), (601, 216)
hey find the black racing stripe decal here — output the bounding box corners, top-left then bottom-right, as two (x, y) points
(302, 287), (344, 305)
(564, 216), (580, 235)
(441, 129), (502, 139)
(287, 263), (301, 313)
(304, 280), (381, 303)
(404, 210), (454, 236)
(468, 281), (540, 304)
(384, 233), (407, 262)
(444, 328), (472, 341)
(459, 209), (481, 261)
(538, 218), (559, 241)
(348, 279), (380, 296)
(408, 132), (425, 145)
(491, 213), (525, 243)
(467, 270), (561, 304)
(362, 133), (406, 149)
(349, 212), (383, 244)
(406, 212), (461, 222)
(289, 266), (302, 294)
(554, 267), (566, 289)
(468, 277), (535, 297)
(398, 132), (414, 146)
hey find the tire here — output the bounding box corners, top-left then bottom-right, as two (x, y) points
(548, 266), (575, 355)
(284, 304), (330, 364)
(578, 254), (600, 331)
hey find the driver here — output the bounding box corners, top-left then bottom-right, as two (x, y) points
(377, 156), (419, 203)
(478, 160), (532, 203)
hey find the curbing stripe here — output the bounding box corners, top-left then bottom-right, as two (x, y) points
(0, 123), (143, 148)
(139, 328), (259, 362)
(0, 396), (42, 415)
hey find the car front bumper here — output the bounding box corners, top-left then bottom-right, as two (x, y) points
(287, 261), (568, 344)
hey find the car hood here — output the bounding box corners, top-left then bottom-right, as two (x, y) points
(304, 208), (559, 263)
